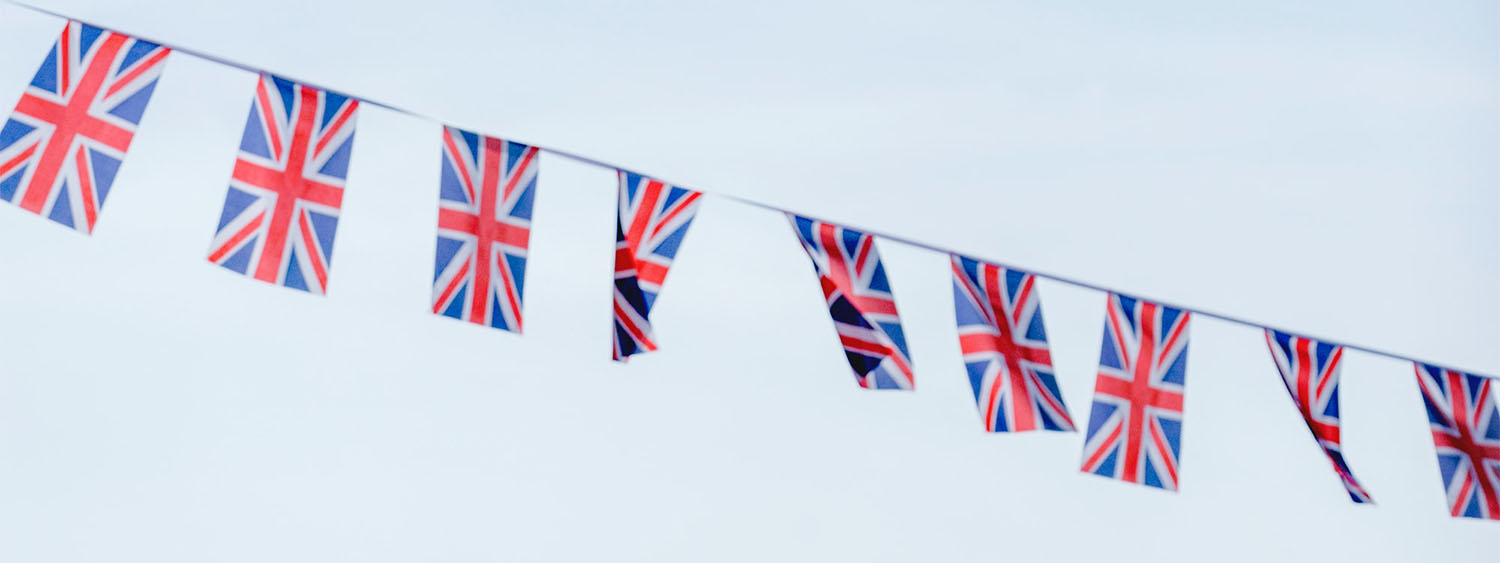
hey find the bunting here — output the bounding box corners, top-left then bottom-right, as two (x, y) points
(1080, 295), (1190, 490)
(788, 215), (913, 390)
(0, 21), (169, 233)
(0, 3), (1496, 525)
(1413, 364), (1500, 520)
(207, 74), (358, 294)
(612, 171), (702, 361)
(950, 254), (1074, 432)
(1264, 330), (1374, 503)
(430, 127), (538, 333)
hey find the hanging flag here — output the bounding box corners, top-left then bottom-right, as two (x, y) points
(612, 171), (702, 361)
(0, 21), (169, 233)
(207, 75), (358, 294)
(950, 254), (1074, 432)
(788, 215), (912, 390)
(430, 126), (538, 333)
(1080, 294), (1190, 490)
(1413, 363), (1500, 520)
(1264, 330), (1374, 503)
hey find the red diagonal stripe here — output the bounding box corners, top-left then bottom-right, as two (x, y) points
(432, 259), (471, 314)
(1082, 421), (1123, 474)
(441, 129), (476, 204)
(254, 78), (282, 159)
(72, 145), (98, 232)
(296, 209), (329, 291)
(312, 100), (358, 157)
(648, 190), (701, 240)
(0, 144), (38, 178)
(207, 211), (265, 263)
(103, 47), (170, 99)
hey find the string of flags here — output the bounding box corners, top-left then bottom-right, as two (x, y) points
(0, 10), (1496, 522)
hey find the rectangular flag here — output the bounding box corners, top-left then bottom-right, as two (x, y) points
(207, 74), (358, 294)
(430, 126), (538, 333)
(612, 171), (702, 361)
(788, 214), (913, 390)
(1080, 294), (1189, 490)
(950, 254), (1074, 432)
(0, 21), (169, 233)
(1265, 330), (1374, 503)
(1413, 363), (1500, 520)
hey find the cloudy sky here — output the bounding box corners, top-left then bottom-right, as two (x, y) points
(0, 1), (1494, 561)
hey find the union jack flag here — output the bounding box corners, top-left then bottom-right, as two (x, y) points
(1413, 363), (1500, 520)
(430, 126), (538, 333)
(788, 215), (912, 390)
(207, 74), (358, 294)
(1080, 294), (1190, 490)
(950, 254), (1074, 432)
(1264, 330), (1374, 504)
(613, 171), (702, 361)
(0, 21), (169, 233)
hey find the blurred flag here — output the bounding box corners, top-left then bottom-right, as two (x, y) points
(788, 215), (912, 390)
(612, 171), (702, 361)
(1080, 294), (1189, 490)
(207, 74), (358, 294)
(0, 21), (169, 233)
(1413, 363), (1499, 520)
(429, 126), (537, 332)
(1265, 330), (1374, 503)
(950, 254), (1074, 432)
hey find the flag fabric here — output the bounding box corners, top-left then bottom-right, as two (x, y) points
(1413, 363), (1500, 520)
(207, 74), (358, 294)
(1080, 294), (1190, 490)
(788, 215), (912, 390)
(0, 21), (169, 233)
(950, 254), (1074, 432)
(430, 126), (538, 333)
(1264, 330), (1374, 504)
(612, 171), (702, 361)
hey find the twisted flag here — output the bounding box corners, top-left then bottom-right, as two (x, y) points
(0, 21), (169, 233)
(1265, 330), (1374, 503)
(788, 215), (913, 390)
(1413, 364), (1500, 520)
(612, 171), (702, 361)
(1080, 294), (1190, 490)
(950, 254), (1074, 432)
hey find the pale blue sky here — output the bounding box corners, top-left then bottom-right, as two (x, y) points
(0, 1), (1495, 561)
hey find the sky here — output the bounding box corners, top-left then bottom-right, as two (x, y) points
(0, 1), (1495, 561)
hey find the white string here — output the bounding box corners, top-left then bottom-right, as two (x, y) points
(3, 0), (1493, 379)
